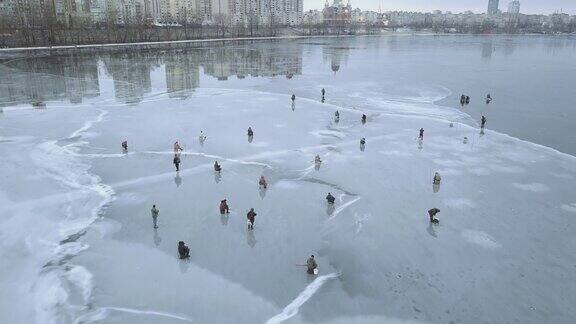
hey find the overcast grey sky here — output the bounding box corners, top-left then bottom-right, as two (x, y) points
(304, 0), (576, 15)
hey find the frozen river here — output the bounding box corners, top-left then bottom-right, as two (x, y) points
(1, 35), (576, 324)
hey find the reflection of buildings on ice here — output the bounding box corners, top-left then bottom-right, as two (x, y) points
(164, 51), (200, 98)
(201, 43), (303, 80)
(481, 38), (494, 60)
(322, 40), (351, 73)
(0, 55), (99, 107)
(202, 48), (234, 80)
(0, 43), (304, 107)
(62, 56), (101, 103)
(101, 53), (157, 104)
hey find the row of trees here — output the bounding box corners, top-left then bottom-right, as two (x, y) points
(2, 3), (574, 48)
(0, 0), (301, 47)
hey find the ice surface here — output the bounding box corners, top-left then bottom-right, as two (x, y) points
(1, 36), (576, 324)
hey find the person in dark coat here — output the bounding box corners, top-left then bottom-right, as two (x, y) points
(321, 88), (325, 97)
(419, 128), (424, 140)
(247, 208), (257, 230)
(121, 140), (128, 152)
(291, 94), (296, 102)
(481, 116), (487, 128)
(173, 154), (181, 171)
(326, 192), (335, 204)
(178, 241), (190, 259)
(151, 205), (159, 228)
(214, 161), (221, 172)
(428, 208), (440, 223)
(433, 172), (442, 185)
(219, 199), (230, 214)
(361, 114), (367, 124)
(247, 127), (254, 137)
(306, 255), (318, 274)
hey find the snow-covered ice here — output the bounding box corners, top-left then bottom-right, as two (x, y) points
(1, 36), (576, 324)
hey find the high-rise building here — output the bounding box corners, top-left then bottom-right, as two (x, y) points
(196, 0), (212, 22)
(90, 0), (107, 22)
(158, 0), (197, 24)
(487, 0), (499, 15)
(226, 0), (301, 27)
(0, 0), (55, 26)
(105, 0), (148, 24)
(507, 1), (520, 14)
(53, 0), (93, 26)
(230, 0), (262, 26)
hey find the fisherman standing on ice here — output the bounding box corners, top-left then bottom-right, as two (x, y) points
(121, 140), (128, 152)
(247, 127), (254, 137)
(291, 94), (296, 103)
(306, 255), (318, 275)
(362, 114), (367, 124)
(214, 161), (222, 172)
(178, 241), (190, 259)
(321, 88), (325, 97)
(326, 192), (336, 204)
(419, 128), (424, 140)
(428, 208), (440, 223)
(173, 154), (181, 171)
(247, 208), (257, 230)
(151, 205), (159, 228)
(259, 176), (268, 189)
(481, 116), (487, 129)
(315, 155), (322, 164)
(219, 199), (230, 214)
(433, 172), (442, 185)
(174, 141), (183, 153)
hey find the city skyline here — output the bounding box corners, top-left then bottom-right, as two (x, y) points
(304, 0), (576, 15)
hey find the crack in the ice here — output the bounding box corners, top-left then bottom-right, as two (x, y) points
(266, 272), (340, 324)
(75, 306), (193, 323)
